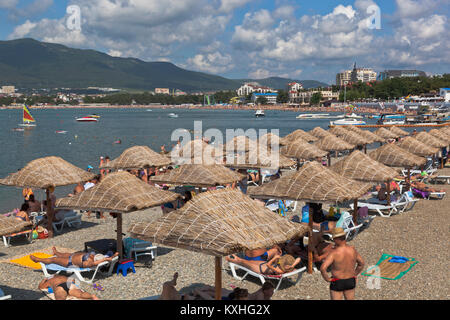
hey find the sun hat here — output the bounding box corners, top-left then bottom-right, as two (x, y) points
(278, 254), (295, 272)
(331, 227), (346, 239)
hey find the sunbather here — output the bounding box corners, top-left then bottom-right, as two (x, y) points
(226, 253), (301, 276)
(159, 272), (196, 300)
(30, 246), (118, 268)
(411, 181), (445, 193)
(38, 275), (99, 300)
(14, 203), (31, 222)
(26, 194), (42, 213)
(244, 246), (282, 262)
(193, 285), (260, 300)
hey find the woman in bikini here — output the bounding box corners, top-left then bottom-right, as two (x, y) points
(226, 253), (301, 276)
(14, 203), (31, 222)
(30, 247), (118, 268)
(38, 275), (99, 300)
(243, 246), (282, 262)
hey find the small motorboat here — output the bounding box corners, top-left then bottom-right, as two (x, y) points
(330, 118), (366, 126)
(345, 113), (364, 119)
(76, 117), (99, 122)
(255, 110), (265, 117)
(55, 130), (68, 134)
(88, 114), (101, 118)
(168, 113), (179, 118)
(12, 128), (24, 132)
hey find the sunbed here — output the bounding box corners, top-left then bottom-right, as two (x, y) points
(52, 211), (82, 234)
(0, 288), (11, 300)
(412, 188), (446, 200)
(2, 229), (33, 248)
(39, 256), (118, 284)
(228, 261), (307, 291)
(350, 192), (418, 218)
(123, 237), (157, 265)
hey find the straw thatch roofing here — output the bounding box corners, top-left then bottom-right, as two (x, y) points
(281, 139), (328, 160)
(390, 126), (410, 137)
(128, 188), (309, 257)
(368, 143), (426, 168)
(224, 136), (259, 153)
(396, 137), (439, 157)
(258, 133), (284, 149)
(281, 129), (318, 144)
(344, 126), (384, 143)
(172, 140), (223, 165)
(414, 131), (448, 148)
(56, 171), (180, 213)
(225, 148), (296, 169)
(0, 216), (32, 237)
(149, 164), (244, 187)
(374, 127), (399, 140)
(313, 134), (355, 152)
(309, 127), (332, 139)
(100, 146), (172, 170)
(248, 161), (371, 203)
(330, 150), (399, 183)
(428, 129), (450, 144)
(329, 128), (371, 146)
(0, 156), (96, 189)
(440, 126), (450, 135)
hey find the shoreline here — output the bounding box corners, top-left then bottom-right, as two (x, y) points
(0, 104), (415, 115)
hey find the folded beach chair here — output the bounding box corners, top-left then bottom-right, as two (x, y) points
(228, 261), (307, 292)
(39, 256), (118, 284)
(0, 288), (11, 300)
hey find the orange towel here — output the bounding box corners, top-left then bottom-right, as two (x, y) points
(10, 252), (52, 270)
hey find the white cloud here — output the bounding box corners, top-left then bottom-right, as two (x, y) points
(186, 52), (234, 74)
(0, 0), (18, 9)
(248, 68), (271, 79)
(219, 0), (253, 13)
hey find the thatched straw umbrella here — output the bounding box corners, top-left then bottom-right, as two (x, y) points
(429, 129), (450, 144)
(396, 137), (439, 157)
(225, 147), (296, 170)
(374, 127), (399, 141)
(259, 132), (285, 149)
(0, 156), (95, 238)
(329, 128), (372, 152)
(390, 126), (410, 137)
(368, 143), (427, 189)
(149, 164), (244, 188)
(281, 139), (328, 163)
(248, 161), (371, 273)
(100, 146), (172, 170)
(281, 129), (318, 144)
(309, 127), (332, 139)
(344, 126), (385, 143)
(313, 135), (355, 166)
(414, 132), (448, 168)
(330, 150), (399, 204)
(172, 140), (223, 164)
(224, 136), (259, 153)
(0, 216), (32, 237)
(128, 188), (309, 299)
(56, 171), (180, 259)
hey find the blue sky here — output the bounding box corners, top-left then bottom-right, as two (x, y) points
(1, 0), (449, 84)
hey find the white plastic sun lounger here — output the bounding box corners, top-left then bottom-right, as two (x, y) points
(228, 262), (306, 291)
(39, 256), (118, 284)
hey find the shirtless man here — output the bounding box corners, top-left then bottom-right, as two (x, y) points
(68, 182), (84, 197)
(319, 228), (365, 300)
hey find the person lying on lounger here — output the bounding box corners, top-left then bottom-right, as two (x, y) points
(159, 272), (196, 300)
(30, 246), (118, 268)
(193, 282), (274, 300)
(411, 181), (445, 193)
(38, 275), (99, 300)
(14, 203), (31, 222)
(226, 253), (301, 276)
(243, 246), (282, 262)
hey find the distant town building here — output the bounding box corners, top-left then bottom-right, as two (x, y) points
(155, 88), (170, 95)
(252, 92), (278, 104)
(174, 89), (187, 96)
(378, 70), (427, 80)
(350, 63), (377, 83)
(440, 88), (450, 102)
(290, 89), (339, 104)
(1, 86), (15, 94)
(237, 83), (277, 97)
(287, 82), (304, 103)
(336, 70), (352, 86)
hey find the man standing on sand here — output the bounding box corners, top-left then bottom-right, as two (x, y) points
(319, 228), (365, 300)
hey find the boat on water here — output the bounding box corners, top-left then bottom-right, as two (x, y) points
(345, 113), (364, 119)
(55, 130), (68, 134)
(18, 105), (37, 127)
(296, 113), (330, 119)
(255, 110), (265, 117)
(330, 118), (366, 126)
(168, 113), (179, 118)
(76, 116), (99, 122)
(88, 114), (101, 118)
(12, 128), (24, 132)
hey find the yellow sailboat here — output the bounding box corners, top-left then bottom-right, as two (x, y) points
(19, 105), (37, 127)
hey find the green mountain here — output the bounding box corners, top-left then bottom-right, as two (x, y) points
(0, 38), (328, 92)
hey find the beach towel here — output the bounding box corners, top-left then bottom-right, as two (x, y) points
(362, 254), (418, 280)
(9, 252), (53, 270)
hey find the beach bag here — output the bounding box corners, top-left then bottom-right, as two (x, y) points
(36, 226), (48, 239)
(32, 230), (39, 240)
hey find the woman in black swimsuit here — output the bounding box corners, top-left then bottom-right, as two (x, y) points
(30, 247), (118, 268)
(38, 275), (99, 300)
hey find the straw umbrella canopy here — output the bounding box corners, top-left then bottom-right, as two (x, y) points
(329, 126), (351, 137)
(415, 131), (448, 148)
(396, 137), (439, 157)
(313, 134), (355, 166)
(172, 140), (224, 165)
(281, 129), (318, 144)
(428, 129), (450, 144)
(149, 164), (245, 188)
(344, 126), (384, 143)
(329, 128), (372, 147)
(309, 127), (332, 139)
(368, 143), (426, 168)
(0, 216), (32, 237)
(128, 188), (309, 299)
(281, 139), (328, 161)
(223, 136), (259, 153)
(99, 146), (172, 170)
(0, 156), (96, 238)
(225, 147), (296, 170)
(374, 127), (399, 141)
(258, 132), (285, 149)
(440, 126), (450, 136)
(56, 171), (180, 259)
(390, 126), (410, 137)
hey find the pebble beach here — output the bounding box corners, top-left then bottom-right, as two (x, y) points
(1, 168), (449, 300)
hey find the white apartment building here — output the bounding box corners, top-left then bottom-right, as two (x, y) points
(336, 70), (352, 86)
(440, 88), (450, 102)
(336, 64), (377, 85)
(155, 88), (170, 95)
(291, 89), (338, 103)
(237, 82), (276, 96)
(1, 86), (15, 94)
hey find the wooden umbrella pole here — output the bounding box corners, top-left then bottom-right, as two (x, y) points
(353, 198), (358, 224)
(117, 213), (123, 260)
(46, 188), (54, 239)
(386, 180), (391, 206)
(407, 168), (411, 191)
(307, 204), (313, 274)
(364, 145), (367, 154)
(327, 153), (331, 167)
(215, 257), (222, 300)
